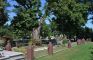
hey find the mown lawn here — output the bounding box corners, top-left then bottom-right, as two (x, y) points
(37, 42), (93, 60)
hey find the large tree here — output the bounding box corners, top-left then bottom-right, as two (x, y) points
(11, 0), (48, 44)
(46, 0), (90, 36)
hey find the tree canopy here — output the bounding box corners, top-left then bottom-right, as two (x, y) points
(0, 0), (8, 26)
(11, 0), (42, 31)
(0, 0), (92, 40)
(46, 0), (92, 36)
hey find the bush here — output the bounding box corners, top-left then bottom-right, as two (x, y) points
(0, 40), (4, 47)
(62, 39), (68, 45)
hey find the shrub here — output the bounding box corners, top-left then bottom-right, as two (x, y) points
(62, 39), (68, 46)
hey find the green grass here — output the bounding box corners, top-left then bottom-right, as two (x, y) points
(37, 42), (93, 60)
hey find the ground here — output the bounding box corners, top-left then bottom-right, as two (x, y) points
(12, 42), (93, 60)
(37, 42), (93, 60)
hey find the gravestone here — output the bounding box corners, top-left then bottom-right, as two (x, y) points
(26, 45), (34, 60)
(81, 38), (85, 44)
(5, 41), (12, 51)
(68, 40), (71, 48)
(48, 42), (53, 55)
(77, 39), (81, 45)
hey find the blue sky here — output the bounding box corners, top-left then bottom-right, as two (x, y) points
(85, 15), (93, 29)
(6, 0), (46, 24)
(6, 0), (93, 29)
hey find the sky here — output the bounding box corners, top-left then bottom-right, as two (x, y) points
(6, 0), (46, 24)
(6, 0), (93, 29)
(6, 0), (17, 24)
(85, 15), (93, 29)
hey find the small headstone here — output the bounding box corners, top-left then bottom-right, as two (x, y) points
(81, 38), (85, 44)
(68, 40), (71, 48)
(48, 42), (53, 55)
(5, 41), (12, 51)
(77, 39), (81, 45)
(26, 45), (34, 60)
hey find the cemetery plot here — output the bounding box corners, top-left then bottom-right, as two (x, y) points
(37, 42), (93, 60)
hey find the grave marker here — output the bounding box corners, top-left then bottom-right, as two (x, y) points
(48, 42), (53, 55)
(81, 38), (85, 44)
(68, 40), (71, 48)
(5, 41), (12, 51)
(77, 39), (81, 45)
(26, 45), (34, 60)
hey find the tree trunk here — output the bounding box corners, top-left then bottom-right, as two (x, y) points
(32, 25), (42, 45)
(32, 15), (46, 45)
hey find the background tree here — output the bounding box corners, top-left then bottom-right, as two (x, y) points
(84, 27), (92, 39)
(0, 0), (11, 39)
(11, 0), (48, 45)
(0, 0), (8, 26)
(0, 25), (13, 37)
(46, 0), (90, 37)
(40, 22), (52, 38)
